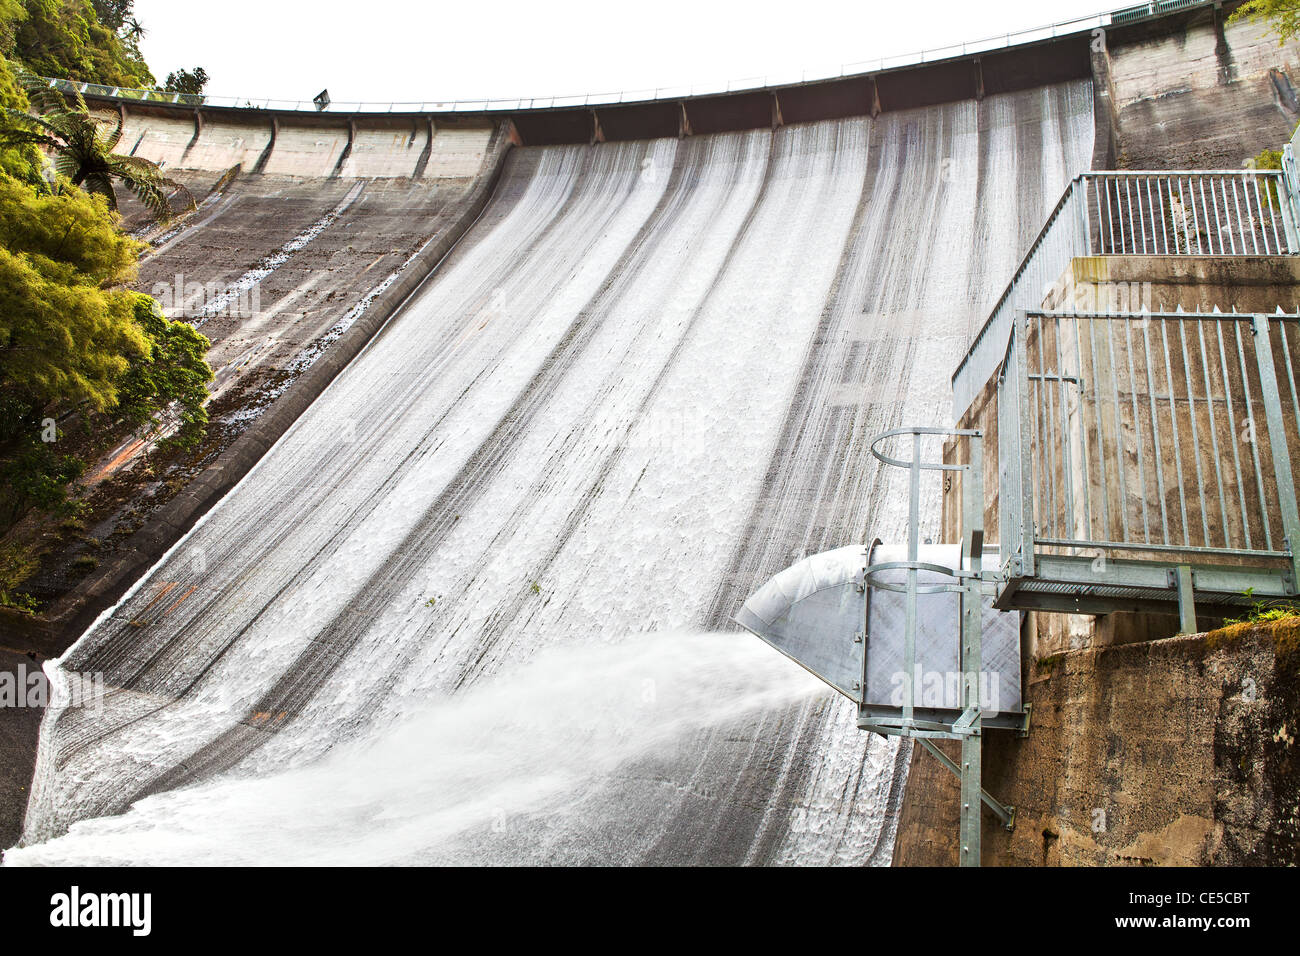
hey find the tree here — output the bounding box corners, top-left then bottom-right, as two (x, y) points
(89, 0), (132, 33)
(0, 0), (214, 536)
(115, 295), (213, 449)
(0, 55), (44, 185)
(120, 14), (143, 42)
(1, 69), (193, 218)
(0, 0), (23, 55)
(9, 0), (154, 89)
(0, 170), (145, 522)
(0, 173), (146, 416)
(0, 173), (213, 525)
(1230, 0), (1300, 43)
(164, 66), (208, 97)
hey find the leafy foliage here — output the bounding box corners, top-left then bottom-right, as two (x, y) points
(89, 0), (132, 32)
(0, 170), (141, 520)
(0, 0), (24, 57)
(164, 66), (207, 96)
(0, 172), (145, 412)
(0, 439), (84, 520)
(1225, 600), (1300, 625)
(116, 295), (213, 450)
(1230, 0), (1300, 43)
(0, 539), (41, 610)
(2, 69), (194, 219)
(0, 0), (215, 577)
(1250, 147), (1283, 207)
(0, 169), (212, 525)
(1251, 147), (1284, 170)
(0, 52), (43, 183)
(7, 0), (153, 88)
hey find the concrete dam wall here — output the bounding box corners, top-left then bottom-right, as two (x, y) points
(9, 80), (1094, 864)
(7, 0), (1300, 866)
(114, 115), (505, 438)
(35, 115), (509, 638)
(26, 0), (1297, 652)
(1102, 7), (1300, 169)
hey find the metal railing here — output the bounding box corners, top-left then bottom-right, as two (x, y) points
(1282, 123), (1300, 242)
(1090, 171), (1294, 256)
(954, 170), (1300, 416)
(997, 309), (1300, 592)
(955, 177), (1094, 420)
(42, 1), (1218, 116)
(1112, 0), (1208, 25)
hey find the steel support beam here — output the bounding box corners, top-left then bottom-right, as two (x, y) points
(918, 738), (1015, 831)
(958, 443), (985, 866)
(996, 551), (1294, 615)
(1175, 564), (1197, 634)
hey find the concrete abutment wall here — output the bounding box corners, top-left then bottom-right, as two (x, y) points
(895, 619), (1300, 866)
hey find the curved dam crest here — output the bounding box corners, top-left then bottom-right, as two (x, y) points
(11, 80), (1094, 865)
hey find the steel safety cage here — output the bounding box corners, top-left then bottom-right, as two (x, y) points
(734, 425), (1026, 865)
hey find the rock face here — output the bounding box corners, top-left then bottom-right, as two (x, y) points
(1022, 621), (1297, 866)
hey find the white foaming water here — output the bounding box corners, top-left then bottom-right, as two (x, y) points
(5, 633), (822, 866)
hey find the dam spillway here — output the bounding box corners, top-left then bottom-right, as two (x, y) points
(10, 81), (1094, 865)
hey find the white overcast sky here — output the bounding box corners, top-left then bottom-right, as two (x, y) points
(133, 0), (1114, 103)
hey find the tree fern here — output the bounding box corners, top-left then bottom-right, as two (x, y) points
(0, 71), (194, 221)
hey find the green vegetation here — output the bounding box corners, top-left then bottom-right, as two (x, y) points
(0, 166), (214, 525)
(1249, 147), (1284, 208)
(116, 296), (212, 448)
(1251, 148), (1284, 171)
(0, 3), (215, 609)
(0, 588), (39, 612)
(1230, 0), (1300, 43)
(1225, 600), (1300, 626)
(10, 0), (153, 88)
(4, 70), (193, 217)
(1035, 653), (1065, 673)
(164, 66), (207, 96)
(0, 539), (38, 605)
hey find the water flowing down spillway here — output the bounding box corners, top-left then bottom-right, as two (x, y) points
(8, 81), (1094, 866)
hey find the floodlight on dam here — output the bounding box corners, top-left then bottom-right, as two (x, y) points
(736, 427), (1024, 866)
